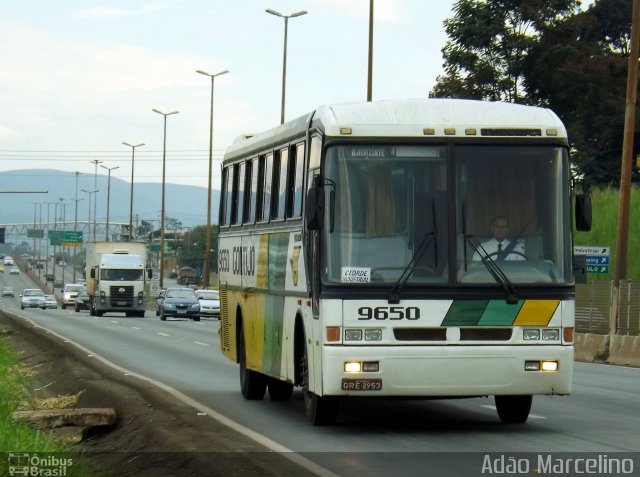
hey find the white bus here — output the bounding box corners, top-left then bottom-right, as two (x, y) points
(217, 98), (591, 425)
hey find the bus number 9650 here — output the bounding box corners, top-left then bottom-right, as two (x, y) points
(358, 306), (420, 320)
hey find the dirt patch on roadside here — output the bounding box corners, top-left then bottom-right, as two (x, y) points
(0, 312), (308, 477)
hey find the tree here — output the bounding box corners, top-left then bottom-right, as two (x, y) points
(431, 0), (580, 102)
(524, 0), (636, 186)
(136, 220), (154, 241)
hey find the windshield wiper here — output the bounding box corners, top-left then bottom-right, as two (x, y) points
(465, 233), (519, 304)
(388, 200), (439, 304)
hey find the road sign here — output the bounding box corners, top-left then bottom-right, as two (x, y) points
(574, 246), (610, 256)
(586, 265), (609, 274)
(62, 231), (83, 246)
(585, 255), (609, 265)
(27, 228), (44, 238)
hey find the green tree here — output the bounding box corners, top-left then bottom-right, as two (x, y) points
(523, 0), (636, 186)
(431, 0), (580, 102)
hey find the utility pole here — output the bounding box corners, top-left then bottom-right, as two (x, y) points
(610, 0), (640, 336)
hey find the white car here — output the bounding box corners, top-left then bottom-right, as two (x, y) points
(4, 256), (14, 266)
(62, 284), (85, 308)
(195, 289), (220, 318)
(9, 267), (19, 275)
(43, 295), (58, 309)
(20, 289), (45, 309)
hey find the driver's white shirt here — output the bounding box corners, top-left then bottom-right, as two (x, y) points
(472, 238), (525, 261)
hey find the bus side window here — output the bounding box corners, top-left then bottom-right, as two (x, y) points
(235, 162), (246, 225)
(288, 142), (305, 218)
(220, 166), (230, 226)
(273, 147), (288, 220)
(247, 157), (259, 223)
(262, 153), (274, 222)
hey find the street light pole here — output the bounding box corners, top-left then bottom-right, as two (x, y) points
(367, 0), (374, 101)
(73, 171), (81, 282)
(81, 189), (98, 242)
(152, 109), (179, 289)
(123, 142), (145, 242)
(100, 165), (120, 241)
(89, 159), (103, 241)
(196, 68), (229, 289)
(266, 8), (307, 124)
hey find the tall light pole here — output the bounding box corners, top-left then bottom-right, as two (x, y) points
(81, 189), (98, 242)
(100, 165), (120, 241)
(152, 108), (179, 289)
(196, 68), (229, 289)
(123, 142), (145, 242)
(73, 171), (81, 282)
(367, 0), (374, 101)
(265, 8), (307, 124)
(89, 159), (103, 240)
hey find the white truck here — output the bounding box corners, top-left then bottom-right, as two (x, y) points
(85, 242), (151, 317)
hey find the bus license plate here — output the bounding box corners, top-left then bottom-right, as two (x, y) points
(341, 378), (382, 391)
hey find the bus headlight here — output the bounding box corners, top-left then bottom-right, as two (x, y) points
(345, 329), (363, 341)
(523, 329), (540, 341)
(364, 329), (382, 341)
(541, 329), (560, 341)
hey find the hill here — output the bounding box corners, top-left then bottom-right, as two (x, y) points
(0, 169), (219, 228)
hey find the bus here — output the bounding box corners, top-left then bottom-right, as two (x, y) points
(217, 98), (591, 425)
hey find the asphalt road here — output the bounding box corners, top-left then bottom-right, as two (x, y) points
(2, 271), (639, 477)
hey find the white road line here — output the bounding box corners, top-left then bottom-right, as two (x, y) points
(157, 332), (171, 337)
(110, 320), (119, 324)
(131, 326), (141, 330)
(481, 404), (546, 419)
(193, 341), (210, 347)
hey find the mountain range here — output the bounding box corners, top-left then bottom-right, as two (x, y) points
(0, 169), (219, 229)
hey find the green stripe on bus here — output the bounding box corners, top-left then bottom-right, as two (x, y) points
(477, 300), (524, 325)
(263, 294), (284, 376)
(268, 233), (289, 290)
(442, 300), (488, 326)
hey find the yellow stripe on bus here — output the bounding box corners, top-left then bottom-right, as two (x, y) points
(513, 300), (560, 326)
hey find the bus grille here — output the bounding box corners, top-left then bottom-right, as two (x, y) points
(110, 286), (134, 306)
(394, 328), (512, 342)
(220, 287), (230, 353)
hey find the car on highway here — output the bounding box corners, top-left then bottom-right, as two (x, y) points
(9, 267), (19, 275)
(4, 256), (14, 265)
(0, 265), (4, 273)
(20, 289), (46, 309)
(2, 286), (15, 297)
(158, 287), (200, 321)
(43, 295), (58, 309)
(62, 284), (85, 308)
(195, 289), (220, 319)
(74, 289), (90, 312)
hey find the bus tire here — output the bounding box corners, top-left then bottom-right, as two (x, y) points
(267, 378), (293, 401)
(239, 323), (266, 400)
(301, 340), (338, 425)
(495, 395), (532, 424)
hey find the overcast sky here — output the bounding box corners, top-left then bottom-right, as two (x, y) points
(0, 0), (593, 191)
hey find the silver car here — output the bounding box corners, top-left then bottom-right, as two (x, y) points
(43, 295), (59, 309)
(20, 289), (46, 309)
(195, 289), (220, 318)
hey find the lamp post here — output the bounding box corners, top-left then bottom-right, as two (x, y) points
(73, 171), (81, 282)
(196, 68), (229, 289)
(89, 159), (103, 240)
(367, 0), (374, 101)
(152, 108), (179, 289)
(123, 142), (145, 242)
(265, 8), (307, 124)
(81, 189), (98, 242)
(100, 165), (120, 241)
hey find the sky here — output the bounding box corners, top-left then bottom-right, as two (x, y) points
(0, 0), (456, 191)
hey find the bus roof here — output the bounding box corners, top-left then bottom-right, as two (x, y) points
(225, 99), (567, 160)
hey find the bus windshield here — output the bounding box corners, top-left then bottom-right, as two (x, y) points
(322, 143), (572, 287)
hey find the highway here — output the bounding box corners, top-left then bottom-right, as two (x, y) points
(1, 269), (639, 477)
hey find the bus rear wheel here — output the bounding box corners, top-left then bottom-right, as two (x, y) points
(268, 378), (293, 401)
(239, 324), (266, 400)
(495, 395), (532, 424)
(300, 340), (338, 425)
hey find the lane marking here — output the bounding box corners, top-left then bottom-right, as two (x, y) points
(481, 404), (546, 419)
(10, 313), (338, 477)
(157, 332), (171, 337)
(193, 341), (210, 347)
(131, 326), (141, 330)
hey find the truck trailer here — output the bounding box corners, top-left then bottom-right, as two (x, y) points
(85, 242), (151, 317)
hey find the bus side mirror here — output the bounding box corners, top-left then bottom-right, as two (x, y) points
(575, 193), (592, 231)
(147, 268), (153, 279)
(90, 268), (96, 279)
(305, 186), (324, 230)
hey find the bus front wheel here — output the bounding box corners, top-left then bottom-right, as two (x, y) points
(495, 395), (532, 424)
(301, 341), (338, 425)
(239, 324), (266, 400)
